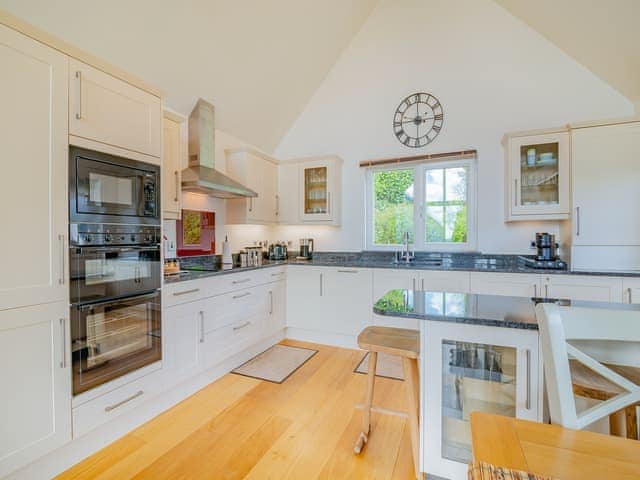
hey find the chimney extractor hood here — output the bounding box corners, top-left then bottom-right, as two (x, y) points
(181, 99), (257, 199)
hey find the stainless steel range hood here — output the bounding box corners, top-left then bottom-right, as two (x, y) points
(181, 99), (257, 199)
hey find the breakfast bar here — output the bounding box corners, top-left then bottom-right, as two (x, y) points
(373, 289), (640, 479)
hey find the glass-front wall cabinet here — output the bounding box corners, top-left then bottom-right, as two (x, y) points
(506, 131), (570, 221)
(299, 157), (341, 224)
(303, 166), (328, 216)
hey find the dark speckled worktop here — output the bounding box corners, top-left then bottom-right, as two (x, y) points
(373, 289), (640, 330)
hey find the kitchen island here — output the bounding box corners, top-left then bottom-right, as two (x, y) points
(373, 289), (640, 480)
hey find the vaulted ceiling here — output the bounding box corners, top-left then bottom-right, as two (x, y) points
(495, 0), (640, 107)
(1, 0), (637, 154)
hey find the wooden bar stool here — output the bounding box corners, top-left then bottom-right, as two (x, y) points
(354, 326), (421, 478)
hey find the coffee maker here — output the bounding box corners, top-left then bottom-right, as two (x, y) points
(297, 238), (314, 260)
(521, 232), (567, 270)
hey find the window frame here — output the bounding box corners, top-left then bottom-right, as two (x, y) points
(365, 158), (477, 252)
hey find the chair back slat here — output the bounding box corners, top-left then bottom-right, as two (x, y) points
(560, 306), (640, 342)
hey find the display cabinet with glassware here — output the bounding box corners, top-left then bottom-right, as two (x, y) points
(504, 128), (570, 221)
(299, 156), (342, 225)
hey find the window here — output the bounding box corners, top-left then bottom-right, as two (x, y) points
(366, 158), (476, 251)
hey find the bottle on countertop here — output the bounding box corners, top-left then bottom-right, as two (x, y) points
(222, 235), (232, 265)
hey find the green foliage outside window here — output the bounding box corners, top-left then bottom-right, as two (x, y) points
(373, 169), (414, 245)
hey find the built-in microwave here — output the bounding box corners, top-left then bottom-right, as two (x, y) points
(69, 146), (160, 225)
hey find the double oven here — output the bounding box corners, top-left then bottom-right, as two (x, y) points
(69, 146), (162, 395)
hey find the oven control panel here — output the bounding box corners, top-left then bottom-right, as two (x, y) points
(70, 223), (161, 246)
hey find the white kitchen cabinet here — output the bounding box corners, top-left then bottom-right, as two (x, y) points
(504, 129), (570, 221)
(571, 121), (640, 271)
(542, 274), (623, 302)
(287, 266), (371, 343)
(323, 268), (373, 335)
(266, 279), (287, 335)
(469, 272), (542, 298)
(69, 58), (162, 159)
(277, 163), (300, 224)
(420, 270), (470, 293)
(226, 148), (279, 224)
(421, 320), (540, 479)
(0, 302), (71, 478)
(623, 278), (640, 304)
(162, 110), (187, 220)
(163, 300), (202, 379)
(0, 24), (69, 312)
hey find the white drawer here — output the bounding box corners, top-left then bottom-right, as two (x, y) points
(72, 369), (163, 438)
(200, 315), (264, 368)
(202, 287), (268, 332)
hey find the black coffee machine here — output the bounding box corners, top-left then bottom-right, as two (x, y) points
(521, 232), (567, 269)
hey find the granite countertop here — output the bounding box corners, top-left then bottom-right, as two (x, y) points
(373, 289), (640, 330)
(163, 260), (286, 284)
(287, 251), (640, 277)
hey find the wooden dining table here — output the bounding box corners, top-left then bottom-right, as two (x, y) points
(470, 412), (640, 480)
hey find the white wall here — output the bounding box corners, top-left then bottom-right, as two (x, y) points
(274, 0), (634, 254)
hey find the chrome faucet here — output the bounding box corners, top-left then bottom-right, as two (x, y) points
(395, 231), (415, 263)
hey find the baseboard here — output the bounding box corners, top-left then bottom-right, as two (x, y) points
(6, 330), (285, 480)
(285, 327), (357, 349)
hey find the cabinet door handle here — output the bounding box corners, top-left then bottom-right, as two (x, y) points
(514, 179), (518, 207)
(249, 197), (253, 212)
(533, 284), (537, 297)
(575, 206), (580, 236)
(199, 311), (205, 343)
(233, 292), (251, 300)
(412, 278), (416, 291)
(319, 273), (323, 297)
(233, 321), (251, 331)
(421, 278), (425, 291)
(271, 272), (284, 277)
(105, 391), (144, 412)
(327, 191), (331, 215)
(232, 278), (251, 284)
(525, 349), (531, 410)
(337, 269), (358, 274)
(59, 318), (66, 368)
(275, 194), (279, 217)
(75, 71), (82, 119)
(58, 234), (65, 285)
(174, 171), (179, 202)
(628, 287), (633, 304)
(269, 290), (273, 314)
(173, 288), (200, 296)
(544, 284), (549, 298)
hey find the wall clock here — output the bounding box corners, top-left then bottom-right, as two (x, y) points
(393, 92), (444, 148)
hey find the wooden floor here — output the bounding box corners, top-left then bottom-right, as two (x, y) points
(57, 339), (416, 479)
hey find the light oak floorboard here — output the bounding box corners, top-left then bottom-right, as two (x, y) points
(57, 340), (415, 480)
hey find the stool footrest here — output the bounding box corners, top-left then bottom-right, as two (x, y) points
(355, 402), (409, 419)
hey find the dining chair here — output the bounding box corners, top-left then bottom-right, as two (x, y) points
(536, 302), (640, 437)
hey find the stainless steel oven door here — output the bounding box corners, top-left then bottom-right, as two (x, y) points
(70, 245), (161, 305)
(71, 291), (161, 395)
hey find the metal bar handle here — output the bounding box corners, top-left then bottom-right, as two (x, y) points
(105, 390), (144, 412)
(514, 179), (518, 207)
(75, 71), (82, 119)
(327, 191), (331, 215)
(337, 269), (358, 274)
(544, 284), (549, 298)
(77, 290), (159, 310)
(249, 197), (253, 212)
(319, 273), (323, 296)
(628, 287), (633, 304)
(412, 278), (416, 290)
(271, 272), (284, 277)
(58, 234), (65, 285)
(576, 206), (580, 236)
(533, 284), (537, 297)
(269, 290), (273, 315)
(59, 318), (66, 368)
(233, 292), (251, 300)
(232, 278), (251, 284)
(199, 311), (205, 343)
(421, 278), (425, 291)
(525, 349), (531, 410)
(174, 171), (179, 202)
(173, 288), (200, 296)
(275, 195), (279, 217)
(233, 321), (251, 331)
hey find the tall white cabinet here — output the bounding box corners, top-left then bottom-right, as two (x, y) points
(0, 23), (69, 311)
(571, 120), (640, 271)
(162, 110), (187, 220)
